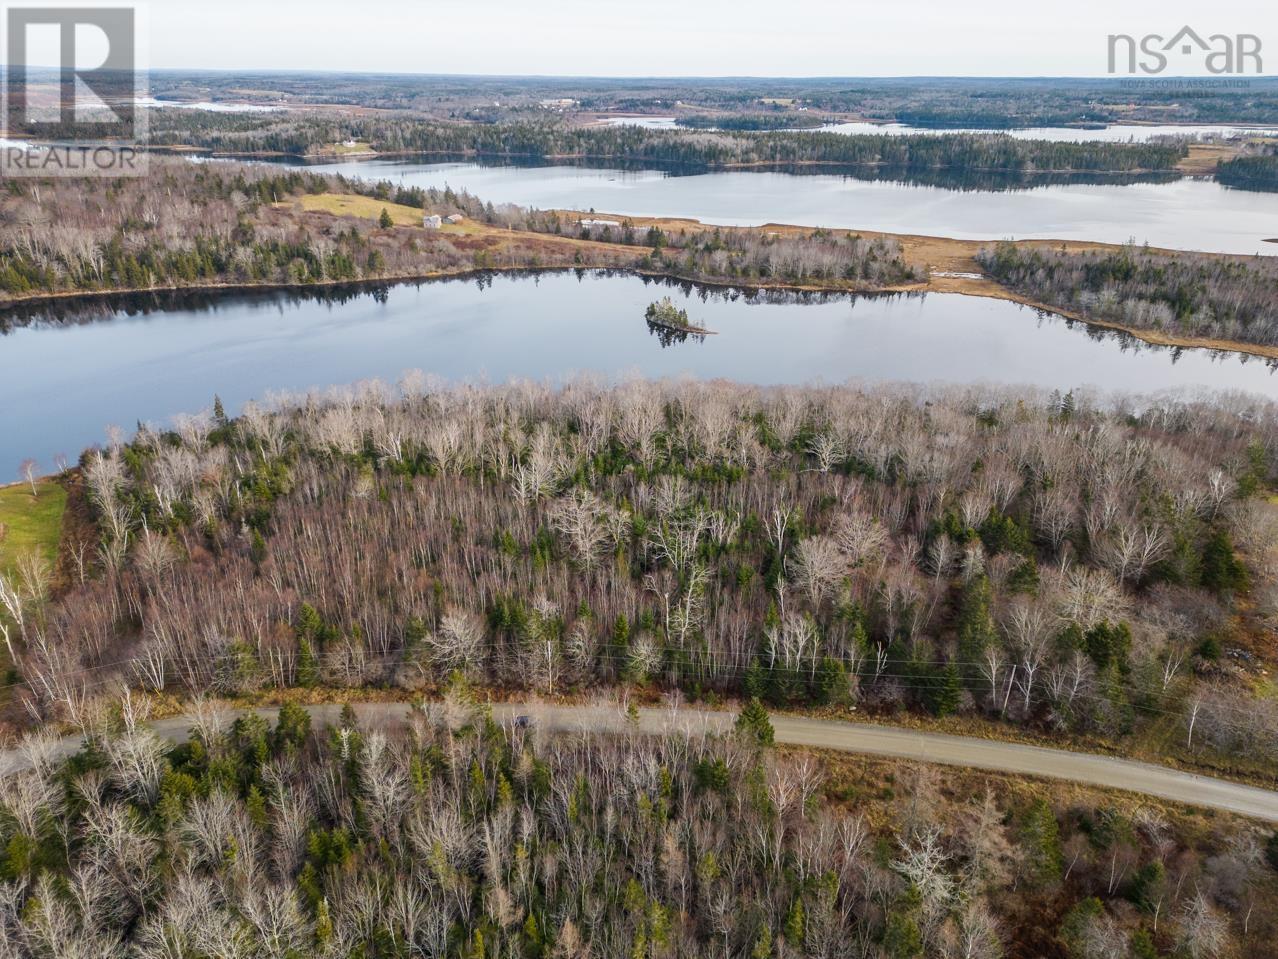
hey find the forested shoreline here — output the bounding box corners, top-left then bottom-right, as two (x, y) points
(11, 158), (1278, 362)
(0, 159), (919, 305)
(141, 114), (1188, 174)
(1216, 154), (1278, 192)
(5, 381), (1276, 771)
(1, 379), (1275, 957)
(674, 114), (828, 131)
(976, 242), (1278, 348)
(3, 287), (1278, 957)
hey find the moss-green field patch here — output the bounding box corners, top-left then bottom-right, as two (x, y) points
(0, 480), (66, 573)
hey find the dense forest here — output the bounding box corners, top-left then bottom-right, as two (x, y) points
(0, 160), (917, 302)
(578, 222), (918, 288)
(1216, 153), (1278, 192)
(976, 243), (1278, 348)
(0, 165), (631, 299)
(142, 114), (1188, 174)
(2, 692), (1273, 958)
(675, 114), (828, 131)
(3, 381), (1276, 785)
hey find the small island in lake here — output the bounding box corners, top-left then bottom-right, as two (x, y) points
(644, 296), (716, 346)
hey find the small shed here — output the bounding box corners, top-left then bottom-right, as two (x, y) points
(422, 214), (442, 229)
(445, 213), (464, 224)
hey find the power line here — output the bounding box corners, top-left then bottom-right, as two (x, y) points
(7, 634), (1266, 742)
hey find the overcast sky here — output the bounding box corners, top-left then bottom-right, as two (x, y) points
(42, 0), (1278, 75)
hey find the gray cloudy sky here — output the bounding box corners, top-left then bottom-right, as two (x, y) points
(137, 0), (1272, 75)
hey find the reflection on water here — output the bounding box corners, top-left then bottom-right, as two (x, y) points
(767, 164), (1179, 193)
(290, 157), (1278, 256)
(1, 271), (1274, 475)
(280, 151), (1179, 192)
(646, 319), (707, 348)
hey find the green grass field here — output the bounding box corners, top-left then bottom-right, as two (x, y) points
(0, 480), (65, 690)
(0, 480), (66, 574)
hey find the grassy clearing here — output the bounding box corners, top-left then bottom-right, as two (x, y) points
(0, 480), (65, 574)
(0, 480), (66, 694)
(286, 193), (429, 227)
(291, 194), (637, 249)
(327, 141), (375, 155)
(1177, 141), (1241, 175)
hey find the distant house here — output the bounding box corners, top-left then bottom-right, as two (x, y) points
(445, 213), (464, 224)
(423, 214), (442, 229)
(579, 218), (621, 229)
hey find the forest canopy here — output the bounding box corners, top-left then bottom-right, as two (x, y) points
(6, 379), (1276, 782)
(976, 242), (1278, 348)
(1, 692), (1272, 958)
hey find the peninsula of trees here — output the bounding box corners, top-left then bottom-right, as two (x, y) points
(144, 113), (1189, 177)
(977, 242), (1278, 348)
(1216, 153), (1278, 192)
(0, 159), (919, 306)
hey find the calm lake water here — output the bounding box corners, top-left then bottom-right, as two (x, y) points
(302, 157), (1278, 256)
(816, 122), (1277, 142)
(2, 272), (1274, 475)
(135, 97), (281, 114)
(598, 116), (1277, 142)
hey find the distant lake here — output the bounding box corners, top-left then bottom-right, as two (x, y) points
(825, 123), (1278, 143)
(299, 157), (1278, 256)
(598, 116), (1276, 142)
(136, 97), (282, 114)
(2, 272), (1273, 476)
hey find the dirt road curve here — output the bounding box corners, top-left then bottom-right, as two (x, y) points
(3, 702), (1275, 822)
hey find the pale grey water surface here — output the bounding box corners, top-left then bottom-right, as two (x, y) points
(302, 157), (1278, 256)
(2, 272), (1274, 475)
(599, 116), (1276, 141)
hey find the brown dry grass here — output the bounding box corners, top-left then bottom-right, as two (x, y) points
(1178, 141), (1239, 175)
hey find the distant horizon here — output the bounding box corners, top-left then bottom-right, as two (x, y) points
(143, 70), (1278, 82)
(8, 67), (1273, 83)
(4, 0), (1268, 77)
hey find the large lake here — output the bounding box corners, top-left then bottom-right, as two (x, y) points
(2, 272), (1274, 475)
(303, 158), (1278, 256)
